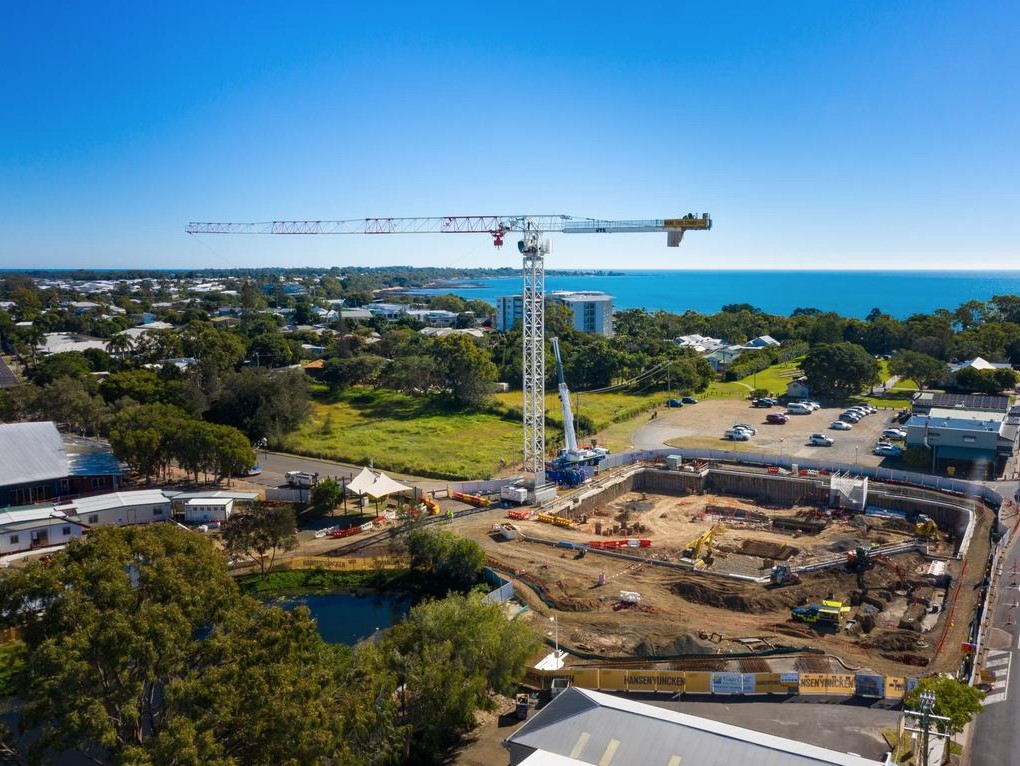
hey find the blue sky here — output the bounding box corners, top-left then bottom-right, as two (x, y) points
(2, 1), (1018, 271)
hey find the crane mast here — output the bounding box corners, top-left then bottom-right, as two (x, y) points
(186, 212), (711, 488)
(550, 337), (579, 458)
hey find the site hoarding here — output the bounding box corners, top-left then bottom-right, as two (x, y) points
(685, 672), (712, 694)
(885, 676), (908, 699)
(624, 670), (686, 692)
(798, 673), (856, 695)
(571, 668), (600, 689)
(854, 674), (886, 698)
(753, 673), (800, 695)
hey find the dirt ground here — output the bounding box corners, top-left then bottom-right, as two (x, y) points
(448, 489), (990, 678)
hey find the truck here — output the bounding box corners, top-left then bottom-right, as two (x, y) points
(791, 599), (850, 625)
(285, 470), (318, 488)
(500, 484), (529, 505)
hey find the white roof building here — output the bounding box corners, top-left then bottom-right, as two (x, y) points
(505, 687), (886, 766)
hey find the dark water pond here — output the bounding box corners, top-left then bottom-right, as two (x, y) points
(274, 592), (410, 644)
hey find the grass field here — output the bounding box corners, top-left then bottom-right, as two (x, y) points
(491, 390), (662, 430)
(281, 388), (521, 479)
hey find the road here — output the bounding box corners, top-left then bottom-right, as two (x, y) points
(247, 451), (448, 493)
(641, 696), (899, 761)
(969, 520), (1020, 766)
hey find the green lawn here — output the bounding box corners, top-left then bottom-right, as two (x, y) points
(281, 388), (521, 479)
(491, 390), (662, 430)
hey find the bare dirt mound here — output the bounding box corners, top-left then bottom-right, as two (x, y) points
(634, 633), (714, 657)
(739, 539), (799, 560)
(672, 575), (809, 613)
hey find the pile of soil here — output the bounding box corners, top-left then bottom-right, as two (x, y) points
(863, 630), (927, 652)
(828, 538), (870, 553)
(739, 539), (799, 560)
(672, 575), (810, 613)
(634, 633), (713, 657)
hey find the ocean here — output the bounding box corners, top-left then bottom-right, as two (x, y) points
(413, 270), (1020, 320)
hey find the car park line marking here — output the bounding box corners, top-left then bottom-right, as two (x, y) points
(982, 650), (1011, 706)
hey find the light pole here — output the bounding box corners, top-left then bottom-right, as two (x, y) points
(855, 445), (859, 466)
(549, 615), (559, 663)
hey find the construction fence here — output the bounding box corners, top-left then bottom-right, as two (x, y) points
(525, 666), (919, 702)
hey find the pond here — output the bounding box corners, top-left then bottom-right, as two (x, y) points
(274, 592), (411, 645)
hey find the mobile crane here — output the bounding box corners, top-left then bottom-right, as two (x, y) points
(187, 213), (711, 491)
(549, 336), (608, 469)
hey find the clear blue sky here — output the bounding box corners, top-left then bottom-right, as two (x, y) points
(2, 1), (1018, 271)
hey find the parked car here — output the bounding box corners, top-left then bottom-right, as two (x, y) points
(809, 433), (834, 447)
(839, 412), (861, 423)
(766, 413), (789, 424)
(681, 396), (699, 405)
(733, 423), (757, 435)
(830, 420), (853, 431)
(874, 444), (904, 457)
(882, 428), (908, 440)
(752, 398), (775, 408)
(787, 402), (813, 415)
(805, 401), (822, 411)
(666, 398), (684, 408)
(723, 428), (750, 441)
(852, 403), (877, 414)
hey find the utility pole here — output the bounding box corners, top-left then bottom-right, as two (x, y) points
(904, 690), (950, 766)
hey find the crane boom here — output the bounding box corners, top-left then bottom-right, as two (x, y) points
(186, 213), (711, 247)
(550, 337), (579, 457)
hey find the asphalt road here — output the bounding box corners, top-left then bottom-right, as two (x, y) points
(969, 526), (1020, 766)
(248, 451), (448, 493)
(640, 696), (899, 761)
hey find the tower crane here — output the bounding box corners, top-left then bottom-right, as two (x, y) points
(186, 213), (712, 487)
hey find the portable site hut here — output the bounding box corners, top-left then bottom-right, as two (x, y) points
(61, 489), (171, 527)
(184, 497), (235, 523)
(0, 506), (84, 556)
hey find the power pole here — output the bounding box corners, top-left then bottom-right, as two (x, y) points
(904, 690), (951, 766)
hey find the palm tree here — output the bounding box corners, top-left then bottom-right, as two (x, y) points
(106, 332), (134, 362)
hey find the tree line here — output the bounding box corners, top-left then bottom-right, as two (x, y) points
(0, 524), (540, 765)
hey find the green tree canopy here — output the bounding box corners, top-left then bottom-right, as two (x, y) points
(219, 501), (298, 580)
(430, 334), (497, 410)
(800, 342), (879, 398)
(888, 350), (947, 392)
(903, 675), (984, 735)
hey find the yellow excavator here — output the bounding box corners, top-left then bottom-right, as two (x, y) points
(914, 515), (939, 540)
(682, 524), (725, 568)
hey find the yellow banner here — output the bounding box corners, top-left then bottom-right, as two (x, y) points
(798, 673), (856, 695)
(571, 668), (600, 689)
(598, 669), (627, 691)
(685, 671), (712, 694)
(752, 673), (799, 695)
(885, 676), (907, 699)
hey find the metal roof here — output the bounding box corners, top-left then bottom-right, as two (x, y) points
(63, 489), (170, 516)
(163, 490), (259, 502)
(0, 506), (67, 527)
(66, 449), (123, 477)
(0, 422), (68, 486)
(184, 497), (232, 507)
(913, 392), (1009, 413)
(506, 688), (883, 766)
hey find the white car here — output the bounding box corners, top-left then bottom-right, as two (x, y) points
(732, 423), (757, 435)
(882, 428), (908, 440)
(874, 444), (904, 457)
(723, 429), (750, 441)
(830, 420), (853, 431)
(805, 401), (822, 411)
(809, 433), (834, 447)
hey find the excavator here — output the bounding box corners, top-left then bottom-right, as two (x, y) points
(847, 547), (907, 597)
(914, 515), (939, 540)
(770, 563), (801, 586)
(682, 525), (725, 567)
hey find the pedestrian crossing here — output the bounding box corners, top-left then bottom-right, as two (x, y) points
(981, 650), (1011, 706)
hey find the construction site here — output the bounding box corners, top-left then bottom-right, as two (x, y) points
(457, 460), (993, 681)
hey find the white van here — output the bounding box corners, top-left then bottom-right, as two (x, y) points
(787, 402), (813, 415)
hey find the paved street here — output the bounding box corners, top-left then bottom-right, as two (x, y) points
(969, 521), (1020, 766)
(641, 697), (899, 761)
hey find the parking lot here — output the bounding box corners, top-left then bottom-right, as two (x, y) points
(633, 398), (905, 468)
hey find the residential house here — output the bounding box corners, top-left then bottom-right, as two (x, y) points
(704, 346), (746, 373)
(785, 377), (811, 399)
(674, 334), (725, 353)
(746, 335), (781, 348)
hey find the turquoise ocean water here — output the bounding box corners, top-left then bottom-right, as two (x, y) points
(414, 270), (1020, 320)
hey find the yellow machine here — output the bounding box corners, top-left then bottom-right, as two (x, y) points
(682, 524), (725, 567)
(914, 516), (939, 539)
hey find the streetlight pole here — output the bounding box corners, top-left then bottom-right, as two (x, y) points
(549, 615), (559, 664)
